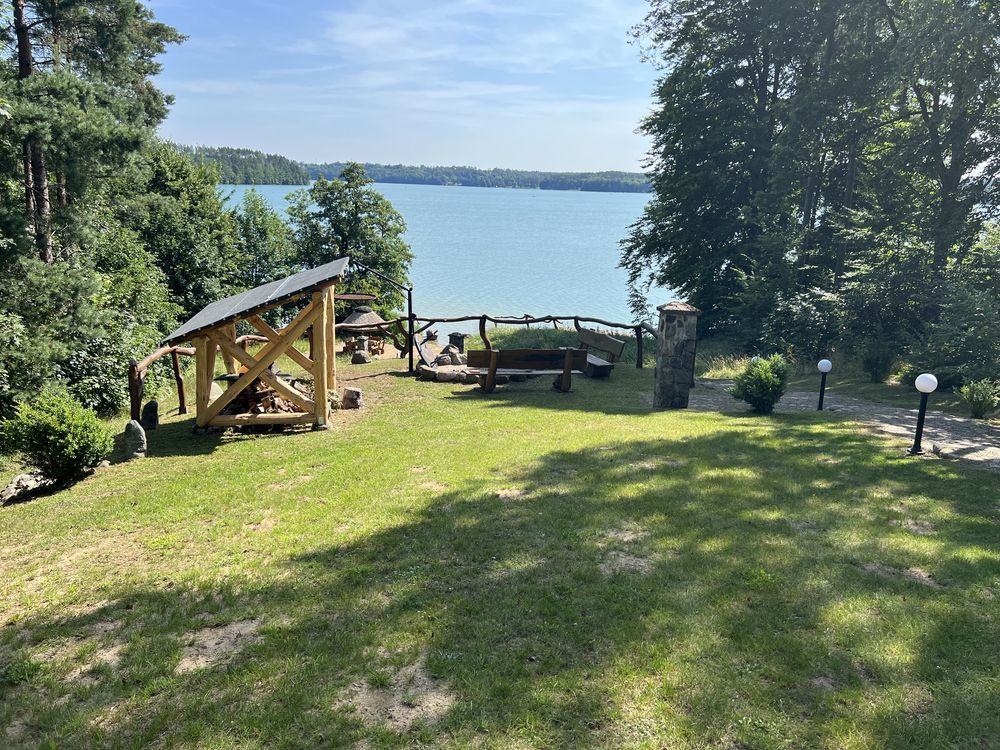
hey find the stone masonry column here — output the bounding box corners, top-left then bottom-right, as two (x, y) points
(653, 302), (701, 409)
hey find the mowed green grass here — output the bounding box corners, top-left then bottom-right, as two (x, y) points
(1, 358), (998, 749)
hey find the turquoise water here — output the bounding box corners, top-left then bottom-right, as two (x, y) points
(222, 183), (661, 331)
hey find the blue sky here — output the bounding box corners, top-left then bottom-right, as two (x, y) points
(147, 0), (658, 171)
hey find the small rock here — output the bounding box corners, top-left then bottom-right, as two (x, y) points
(463, 372), (480, 385)
(209, 382), (224, 401)
(342, 388), (364, 409)
(434, 353), (453, 366)
(96, 460), (111, 469)
(139, 400), (159, 431)
(1, 471), (51, 505)
(123, 420), (147, 459)
(417, 364), (438, 380)
(436, 369), (458, 383)
(351, 351), (372, 365)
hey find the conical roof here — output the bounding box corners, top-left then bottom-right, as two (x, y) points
(341, 306), (386, 329)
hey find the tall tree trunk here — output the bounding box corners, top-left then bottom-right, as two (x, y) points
(834, 139), (857, 288)
(13, 0), (55, 262)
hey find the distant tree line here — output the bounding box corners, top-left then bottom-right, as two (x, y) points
(307, 163), (651, 193)
(173, 145), (310, 185)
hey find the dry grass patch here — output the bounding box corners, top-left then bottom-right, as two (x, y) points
(175, 619), (261, 674)
(890, 519), (937, 535)
(861, 563), (944, 589)
(336, 653), (454, 731)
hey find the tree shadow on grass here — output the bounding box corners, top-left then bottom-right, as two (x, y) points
(2, 423), (998, 748)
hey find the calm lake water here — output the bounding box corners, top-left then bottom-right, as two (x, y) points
(222, 183), (662, 332)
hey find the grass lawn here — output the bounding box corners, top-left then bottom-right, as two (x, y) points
(1, 358), (999, 749)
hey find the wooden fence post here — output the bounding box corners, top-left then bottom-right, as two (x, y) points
(171, 349), (188, 414)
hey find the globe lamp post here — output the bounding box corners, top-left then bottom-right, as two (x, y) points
(817, 359), (832, 411)
(908, 373), (938, 455)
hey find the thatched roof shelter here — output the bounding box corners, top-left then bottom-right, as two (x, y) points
(341, 306), (386, 333)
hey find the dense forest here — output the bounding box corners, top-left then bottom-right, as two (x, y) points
(623, 0), (1000, 387)
(307, 162), (650, 193)
(173, 145), (309, 185)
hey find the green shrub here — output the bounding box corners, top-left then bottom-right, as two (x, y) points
(729, 355), (791, 414)
(1, 387), (113, 484)
(958, 379), (999, 419)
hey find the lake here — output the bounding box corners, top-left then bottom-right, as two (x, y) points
(222, 183), (663, 332)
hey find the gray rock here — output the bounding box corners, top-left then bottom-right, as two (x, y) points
(351, 350), (372, 365)
(209, 382), (224, 401)
(343, 387), (364, 409)
(463, 372), (481, 385)
(124, 420), (147, 459)
(1, 471), (50, 505)
(140, 400), (159, 431)
(436, 369), (458, 383)
(417, 364), (438, 380)
(434, 353), (453, 366)
(96, 460), (111, 469)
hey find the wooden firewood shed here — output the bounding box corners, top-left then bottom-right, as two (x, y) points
(161, 257), (349, 431)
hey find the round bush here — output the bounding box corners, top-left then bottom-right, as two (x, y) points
(729, 354), (791, 414)
(958, 379), (999, 419)
(1, 387), (113, 484)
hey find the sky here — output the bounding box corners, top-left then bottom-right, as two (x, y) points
(147, 0), (659, 172)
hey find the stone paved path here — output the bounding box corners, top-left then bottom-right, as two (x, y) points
(690, 379), (1000, 472)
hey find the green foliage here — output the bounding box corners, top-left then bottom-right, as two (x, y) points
(288, 163), (413, 315)
(958, 379), (999, 420)
(911, 274), (1000, 388)
(116, 141), (239, 318)
(1, 387), (113, 484)
(729, 355), (791, 414)
(231, 188), (296, 289)
(760, 289), (842, 362)
(174, 144), (309, 185)
(0, 654), (45, 690)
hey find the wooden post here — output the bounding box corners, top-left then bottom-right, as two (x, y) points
(312, 290), (330, 429)
(560, 347), (573, 392)
(171, 349), (188, 414)
(326, 287), (337, 392)
(222, 322), (238, 374)
(128, 359), (142, 421)
(635, 326), (644, 369)
(194, 336), (210, 427)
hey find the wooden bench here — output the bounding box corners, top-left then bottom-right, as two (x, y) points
(573, 321), (626, 378)
(466, 348), (588, 393)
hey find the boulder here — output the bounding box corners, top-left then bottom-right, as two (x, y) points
(124, 419), (147, 459)
(351, 350), (372, 365)
(434, 353), (453, 366)
(463, 372), (481, 385)
(436, 369), (458, 383)
(440, 344), (463, 365)
(140, 400), (159, 431)
(417, 364), (438, 380)
(342, 387), (364, 409)
(1, 471), (51, 506)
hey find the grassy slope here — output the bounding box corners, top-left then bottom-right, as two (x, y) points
(1, 359), (998, 749)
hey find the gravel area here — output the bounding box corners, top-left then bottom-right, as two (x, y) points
(690, 379), (1000, 472)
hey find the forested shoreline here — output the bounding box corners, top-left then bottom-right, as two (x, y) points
(168, 145), (651, 193)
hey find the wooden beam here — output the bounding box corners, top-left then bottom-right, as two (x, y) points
(211, 413), (314, 427)
(221, 322), (238, 374)
(312, 290), (330, 428)
(207, 331), (316, 414)
(200, 302), (322, 425)
(325, 286), (336, 390)
(246, 315), (314, 375)
(194, 336), (210, 426)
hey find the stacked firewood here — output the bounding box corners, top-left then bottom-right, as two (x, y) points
(222, 377), (301, 415)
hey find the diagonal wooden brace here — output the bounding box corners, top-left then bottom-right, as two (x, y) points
(207, 331), (316, 414)
(246, 314), (315, 375)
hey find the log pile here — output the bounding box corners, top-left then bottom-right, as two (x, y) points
(221, 376), (304, 416)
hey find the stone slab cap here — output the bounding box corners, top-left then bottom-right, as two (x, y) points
(657, 301), (701, 314)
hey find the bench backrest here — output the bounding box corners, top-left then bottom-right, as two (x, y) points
(467, 348), (588, 371)
(576, 327), (626, 361)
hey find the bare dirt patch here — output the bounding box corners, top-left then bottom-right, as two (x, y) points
(66, 643), (123, 685)
(419, 481), (449, 492)
(496, 488), (525, 499)
(175, 619), (261, 674)
(861, 563), (943, 589)
(336, 653), (454, 731)
(409, 466), (428, 474)
(268, 475), (313, 491)
(600, 550), (655, 575)
(246, 510), (276, 532)
(890, 519), (937, 535)
(600, 523), (648, 546)
(807, 676), (837, 690)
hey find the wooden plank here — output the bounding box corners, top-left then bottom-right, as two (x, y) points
(559, 348), (573, 392)
(466, 368), (577, 376)
(312, 290), (329, 427)
(576, 326), (626, 361)
(582, 352), (614, 379)
(211, 413), (314, 427)
(207, 331), (316, 414)
(194, 336), (210, 426)
(325, 286), (336, 389)
(246, 314), (314, 375)
(200, 302), (321, 425)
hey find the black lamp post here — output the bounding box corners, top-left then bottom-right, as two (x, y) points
(908, 373), (938, 455)
(817, 359), (832, 410)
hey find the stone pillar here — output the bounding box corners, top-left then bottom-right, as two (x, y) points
(653, 302), (701, 409)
